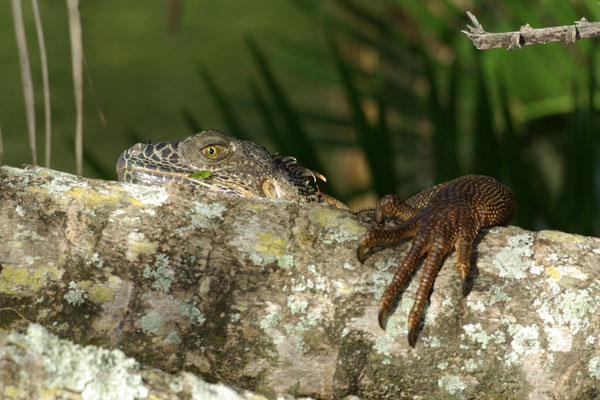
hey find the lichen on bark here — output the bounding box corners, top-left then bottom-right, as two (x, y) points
(1, 165), (600, 399)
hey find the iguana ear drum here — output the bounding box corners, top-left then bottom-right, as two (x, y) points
(261, 179), (282, 199)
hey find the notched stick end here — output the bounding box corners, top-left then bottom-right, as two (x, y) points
(465, 11), (484, 33)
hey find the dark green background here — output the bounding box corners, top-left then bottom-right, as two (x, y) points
(1, 1), (599, 235)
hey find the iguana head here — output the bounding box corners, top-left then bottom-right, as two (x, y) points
(117, 130), (346, 208)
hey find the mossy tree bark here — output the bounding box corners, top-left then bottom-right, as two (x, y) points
(1, 165), (599, 399)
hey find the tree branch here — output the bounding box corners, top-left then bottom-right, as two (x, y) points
(1, 165), (600, 399)
(462, 11), (600, 50)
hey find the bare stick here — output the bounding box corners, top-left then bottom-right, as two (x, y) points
(32, 0), (52, 168)
(462, 11), (600, 51)
(66, 0), (83, 176)
(11, 0), (37, 165)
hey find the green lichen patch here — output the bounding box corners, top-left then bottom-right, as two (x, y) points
(534, 284), (600, 337)
(181, 297), (206, 326)
(121, 182), (169, 207)
(166, 330), (183, 345)
(190, 202), (226, 225)
(589, 356), (600, 381)
(466, 283), (512, 313)
(143, 254), (174, 293)
(461, 323), (492, 349)
(287, 294), (309, 315)
(502, 323), (541, 366)
(88, 252), (105, 269)
(282, 310), (324, 354)
(63, 281), (89, 306)
(492, 233), (537, 279)
(175, 201), (227, 236)
(311, 207), (365, 244)
(9, 324), (149, 399)
(259, 306), (282, 333)
(438, 375), (468, 396)
(140, 311), (163, 334)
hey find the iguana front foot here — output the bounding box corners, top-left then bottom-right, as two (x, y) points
(357, 175), (518, 347)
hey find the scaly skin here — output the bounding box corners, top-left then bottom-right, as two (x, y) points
(116, 130), (347, 209)
(357, 175), (517, 347)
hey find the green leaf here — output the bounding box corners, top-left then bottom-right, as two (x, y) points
(188, 171), (211, 179)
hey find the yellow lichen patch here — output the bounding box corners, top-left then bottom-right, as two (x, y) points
(312, 207), (340, 228)
(5, 385), (28, 398)
(311, 207), (365, 243)
(126, 232), (158, 261)
(546, 265), (589, 283)
(30, 266), (60, 291)
(335, 284), (354, 297)
(0, 265), (59, 295)
(312, 207), (364, 236)
(41, 387), (61, 398)
(295, 229), (317, 248)
(129, 240), (158, 254)
(539, 230), (586, 243)
(103, 183), (123, 191)
(127, 197), (146, 207)
(64, 187), (121, 205)
(26, 186), (48, 195)
(256, 232), (287, 257)
(545, 266), (561, 281)
(247, 203), (266, 212)
(77, 280), (93, 290)
(0, 265), (30, 295)
(88, 285), (116, 303)
(339, 217), (365, 237)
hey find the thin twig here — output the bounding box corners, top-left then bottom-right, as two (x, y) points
(462, 11), (600, 51)
(32, 0), (52, 168)
(66, 0), (84, 175)
(11, 0), (37, 165)
(0, 307), (30, 323)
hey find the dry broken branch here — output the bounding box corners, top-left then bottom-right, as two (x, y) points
(462, 11), (600, 50)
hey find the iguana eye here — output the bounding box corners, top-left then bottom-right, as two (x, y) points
(201, 145), (225, 159)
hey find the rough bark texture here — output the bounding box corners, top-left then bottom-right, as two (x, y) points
(0, 323), (286, 400)
(1, 165), (600, 399)
(462, 11), (600, 50)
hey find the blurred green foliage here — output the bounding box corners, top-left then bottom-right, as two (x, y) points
(196, 1), (600, 236)
(2, 1), (599, 235)
(0, 0), (327, 175)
